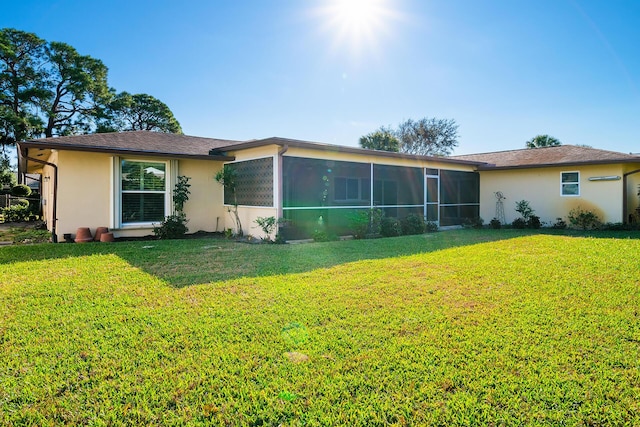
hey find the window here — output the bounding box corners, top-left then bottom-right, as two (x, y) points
(334, 177), (368, 201)
(120, 159), (169, 224)
(561, 171), (580, 196)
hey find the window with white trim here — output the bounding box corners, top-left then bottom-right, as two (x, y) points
(120, 159), (169, 224)
(561, 171), (580, 196)
(334, 177), (370, 202)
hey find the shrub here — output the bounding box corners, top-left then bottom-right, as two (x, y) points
(425, 221), (439, 233)
(380, 216), (402, 237)
(490, 218), (502, 229)
(255, 216), (277, 241)
(464, 217), (484, 229)
(514, 200), (534, 220)
(153, 213), (188, 239)
(568, 207), (601, 230)
(348, 209), (383, 239)
(551, 217), (567, 229)
(1, 204), (35, 222)
(527, 215), (541, 229)
(512, 217), (527, 229)
(401, 214), (425, 235)
(11, 184), (31, 197)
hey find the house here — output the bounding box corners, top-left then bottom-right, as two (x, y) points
(17, 131), (483, 242)
(453, 145), (640, 226)
(16, 131), (640, 242)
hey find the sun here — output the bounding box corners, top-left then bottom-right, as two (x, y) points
(315, 0), (398, 58)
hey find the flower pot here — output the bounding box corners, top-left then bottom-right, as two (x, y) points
(99, 232), (115, 242)
(94, 226), (109, 242)
(74, 227), (93, 243)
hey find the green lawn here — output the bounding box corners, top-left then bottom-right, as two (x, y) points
(1, 230), (639, 425)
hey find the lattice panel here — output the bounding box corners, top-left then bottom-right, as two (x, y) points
(224, 158), (274, 207)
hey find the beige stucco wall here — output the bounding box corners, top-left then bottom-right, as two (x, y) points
(179, 159), (226, 234)
(37, 150), (225, 242)
(479, 164), (626, 225)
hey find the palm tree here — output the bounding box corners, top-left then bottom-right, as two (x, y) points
(526, 135), (561, 149)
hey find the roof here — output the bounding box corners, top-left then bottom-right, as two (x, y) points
(19, 130), (245, 160)
(451, 145), (640, 170)
(213, 136), (484, 166)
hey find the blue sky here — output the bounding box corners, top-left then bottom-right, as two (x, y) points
(3, 0), (639, 154)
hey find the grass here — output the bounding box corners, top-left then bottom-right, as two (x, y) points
(1, 229), (640, 425)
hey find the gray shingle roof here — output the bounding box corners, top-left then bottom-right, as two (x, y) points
(21, 130), (246, 159)
(451, 145), (640, 169)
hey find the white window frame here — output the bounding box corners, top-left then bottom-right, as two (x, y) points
(334, 176), (369, 202)
(115, 157), (173, 228)
(561, 171), (580, 197)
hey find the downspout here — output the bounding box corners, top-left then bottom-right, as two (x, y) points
(277, 144), (289, 220)
(623, 168), (640, 223)
(24, 155), (59, 243)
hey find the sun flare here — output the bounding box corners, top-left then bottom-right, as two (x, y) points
(316, 0), (398, 58)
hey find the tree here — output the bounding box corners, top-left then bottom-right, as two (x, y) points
(215, 165), (243, 236)
(40, 41), (110, 137)
(525, 134), (561, 149)
(1, 27), (182, 151)
(97, 91), (182, 134)
(396, 117), (458, 156)
(359, 127), (399, 152)
(0, 28), (47, 153)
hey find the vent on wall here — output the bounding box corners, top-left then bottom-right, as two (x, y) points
(588, 176), (621, 181)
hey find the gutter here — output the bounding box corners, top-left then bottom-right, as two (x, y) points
(22, 153), (59, 243)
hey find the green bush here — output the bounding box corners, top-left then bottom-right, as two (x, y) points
(512, 217), (527, 229)
(568, 207), (601, 230)
(254, 216), (277, 241)
(401, 214), (425, 235)
(153, 213), (188, 239)
(10, 184), (31, 197)
(425, 221), (438, 233)
(464, 217), (484, 229)
(551, 217), (567, 229)
(380, 216), (402, 237)
(490, 218), (502, 229)
(1, 204), (36, 222)
(348, 209), (383, 239)
(527, 215), (541, 229)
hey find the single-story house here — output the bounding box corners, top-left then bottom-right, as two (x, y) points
(16, 131), (640, 242)
(453, 146), (640, 226)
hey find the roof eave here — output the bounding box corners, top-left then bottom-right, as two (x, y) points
(18, 141), (235, 161)
(212, 137), (485, 166)
(477, 158), (640, 171)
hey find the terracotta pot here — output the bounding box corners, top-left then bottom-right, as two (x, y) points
(94, 226), (109, 242)
(74, 227), (93, 243)
(100, 232), (115, 243)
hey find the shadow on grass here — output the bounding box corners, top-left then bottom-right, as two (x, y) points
(2, 228), (639, 288)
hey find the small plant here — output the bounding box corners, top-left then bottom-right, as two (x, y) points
(551, 217), (567, 229)
(312, 229), (329, 242)
(514, 200), (540, 229)
(224, 228), (234, 239)
(380, 216), (402, 237)
(463, 217), (484, 229)
(215, 165), (243, 236)
(425, 221), (439, 233)
(154, 176), (191, 239)
(568, 207), (601, 230)
(490, 218), (502, 229)
(401, 214), (426, 235)
(255, 216), (277, 241)
(527, 215), (541, 229)
(153, 213), (188, 239)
